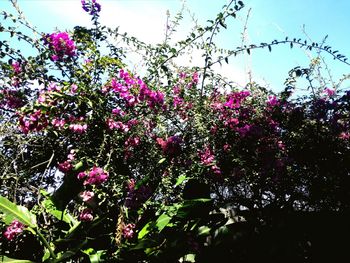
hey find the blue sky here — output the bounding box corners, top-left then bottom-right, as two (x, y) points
(1, 0), (349, 92)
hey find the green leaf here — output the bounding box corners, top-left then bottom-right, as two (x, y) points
(182, 254), (196, 262)
(89, 250), (105, 263)
(0, 196), (36, 227)
(219, 19), (227, 29)
(0, 256), (35, 263)
(42, 249), (50, 262)
(82, 249), (105, 263)
(42, 198), (77, 226)
(73, 161), (83, 171)
(158, 158), (166, 164)
(198, 226), (211, 236)
(138, 222), (151, 239)
(156, 214), (171, 232)
(175, 175), (187, 186)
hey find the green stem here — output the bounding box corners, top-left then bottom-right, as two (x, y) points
(29, 227), (57, 259)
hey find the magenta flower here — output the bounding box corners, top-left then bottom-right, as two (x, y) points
(79, 209), (93, 222)
(3, 220), (24, 241)
(57, 160), (73, 173)
(51, 118), (66, 129)
(45, 32), (76, 61)
(122, 223), (136, 239)
(69, 123), (88, 134)
(156, 136), (182, 157)
(78, 166), (109, 186)
(77, 171), (87, 180)
(199, 146), (215, 166)
(267, 95), (280, 107)
(12, 62), (21, 74)
(18, 110), (48, 134)
(323, 88), (336, 97)
(0, 89), (24, 109)
(79, 191), (95, 203)
(211, 165), (222, 175)
(70, 84), (78, 94)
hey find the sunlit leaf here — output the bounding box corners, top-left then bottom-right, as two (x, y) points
(0, 196), (36, 227)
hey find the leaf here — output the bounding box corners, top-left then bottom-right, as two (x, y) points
(218, 19), (227, 29)
(158, 158), (166, 164)
(156, 214), (171, 232)
(82, 249), (106, 263)
(0, 256), (35, 263)
(0, 196), (36, 227)
(198, 226), (211, 236)
(89, 251), (105, 263)
(175, 175), (187, 186)
(42, 199), (77, 226)
(138, 222), (152, 239)
(73, 161), (83, 171)
(131, 239), (158, 250)
(182, 254), (196, 262)
(42, 249), (50, 262)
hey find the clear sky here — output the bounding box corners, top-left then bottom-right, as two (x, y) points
(1, 0), (349, 92)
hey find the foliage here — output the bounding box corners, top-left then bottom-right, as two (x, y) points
(0, 0), (350, 262)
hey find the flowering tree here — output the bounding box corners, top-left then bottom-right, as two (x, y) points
(1, 0), (350, 262)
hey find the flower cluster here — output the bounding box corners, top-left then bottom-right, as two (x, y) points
(77, 166), (109, 185)
(104, 69), (165, 110)
(0, 89), (24, 109)
(156, 136), (182, 157)
(12, 62), (22, 74)
(80, 190), (95, 203)
(3, 220), (24, 241)
(57, 151), (75, 173)
(122, 223), (136, 239)
(18, 110), (48, 134)
(44, 32), (76, 61)
(79, 208), (93, 222)
(125, 179), (152, 209)
(81, 0), (101, 15)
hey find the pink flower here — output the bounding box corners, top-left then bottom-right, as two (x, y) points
(127, 179), (136, 191)
(125, 136), (140, 147)
(179, 72), (187, 79)
(199, 147), (215, 166)
(3, 220), (24, 241)
(211, 165), (222, 175)
(70, 84), (78, 94)
(339, 132), (350, 140)
(224, 91), (250, 109)
(237, 124), (251, 137)
(323, 88), (336, 97)
(112, 108), (124, 116)
(77, 171), (87, 180)
(45, 32), (76, 61)
(191, 72), (199, 84)
(122, 223), (136, 239)
(79, 166), (109, 186)
(52, 118), (66, 129)
(79, 191), (95, 203)
(267, 95), (279, 107)
(69, 123), (88, 134)
(156, 136), (182, 157)
(12, 62), (21, 74)
(58, 160), (73, 173)
(79, 209), (93, 222)
(223, 144), (231, 152)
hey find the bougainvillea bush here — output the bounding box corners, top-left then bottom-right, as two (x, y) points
(1, 0), (350, 262)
